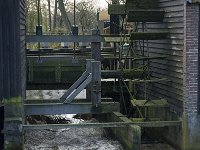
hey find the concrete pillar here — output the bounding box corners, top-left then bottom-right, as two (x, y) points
(183, 1), (200, 149)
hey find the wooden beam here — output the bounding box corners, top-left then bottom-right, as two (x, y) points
(130, 32), (168, 40)
(131, 99), (169, 107)
(24, 102), (120, 115)
(127, 10), (165, 22)
(23, 121), (181, 130)
(101, 69), (146, 79)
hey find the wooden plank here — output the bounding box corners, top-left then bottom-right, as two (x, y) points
(130, 118), (161, 122)
(131, 99), (169, 107)
(26, 35), (105, 43)
(24, 102), (120, 115)
(103, 56), (167, 61)
(60, 69), (90, 100)
(127, 10), (165, 22)
(101, 69), (146, 79)
(91, 61), (101, 106)
(25, 98), (113, 104)
(130, 32), (168, 40)
(63, 74), (92, 103)
(23, 121), (181, 130)
(126, 0), (159, 9)
(104, 36), (130, 42)
(131, 78), (170, 83)
(0, 1), (3, 101)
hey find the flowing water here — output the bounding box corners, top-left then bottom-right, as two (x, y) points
(25, 126), (124, 150)
(24, 90), (175, 150)
(24, 90), (123, 150)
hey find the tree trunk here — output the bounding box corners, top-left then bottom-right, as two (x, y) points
(58, 0), (72, 33)
(47, 0), (52, 32)
(53, 0), (58, 29)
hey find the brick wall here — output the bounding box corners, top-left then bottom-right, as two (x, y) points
(184, 3), (199, 114)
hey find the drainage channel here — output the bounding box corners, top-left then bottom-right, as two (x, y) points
(25, 90), (176, 150)
(25, 90), (123, 150)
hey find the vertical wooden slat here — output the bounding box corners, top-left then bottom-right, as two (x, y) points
(0, 0), (3, 101)
(91, 61), (101, 106)
(10, 0), (17, 97)
(2, 0), (10, 99)
(20, 0), (26, 99)
(0, 1), (4, 148)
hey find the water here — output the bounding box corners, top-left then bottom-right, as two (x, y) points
(25, 127), (123, 150)
(24, 90), (123, 150)
(25, 90), (175, 150)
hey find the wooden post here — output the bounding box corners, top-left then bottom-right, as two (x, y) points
(90, 29), (101, 106)
(86, 59), (93, 102)
(91, 29), (101, 61)
(91, 61), (101, 107)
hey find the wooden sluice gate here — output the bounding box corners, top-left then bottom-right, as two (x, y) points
(23, 1), (182, 150)
(23, 0), (183, 149)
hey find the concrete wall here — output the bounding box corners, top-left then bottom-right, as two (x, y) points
(98, 112), (141, 150)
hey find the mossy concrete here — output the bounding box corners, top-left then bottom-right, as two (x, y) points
(136, 106), (182, 149)
(3, 96), (23, 150)
(183, 113), (200, 150)
(4, 141), (23, 150)
(98, 112), (141, 150)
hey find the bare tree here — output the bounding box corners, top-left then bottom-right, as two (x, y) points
(26, 0), (37, 33)
(47, 0), (52, 32)
(53, 0), (58, 29)
(76, 0), (97, 35)
(58, 0), (72, 33)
